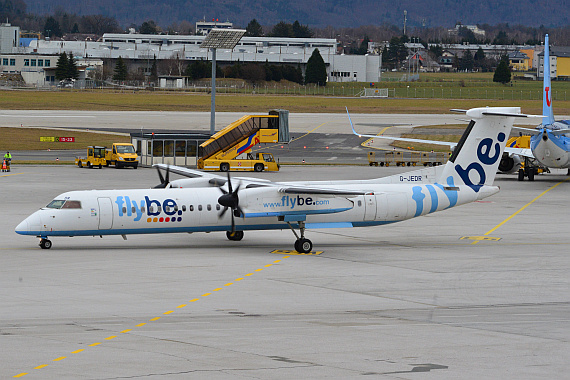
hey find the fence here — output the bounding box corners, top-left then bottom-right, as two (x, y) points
(46, 79), (568, 101)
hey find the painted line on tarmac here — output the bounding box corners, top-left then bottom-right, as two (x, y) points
(13, 256), (291, 378)
(471, 178), (570, 245)
(1, 172), (25, 178)
(360, 126), (394, 149)
(271, 249), (323, 256)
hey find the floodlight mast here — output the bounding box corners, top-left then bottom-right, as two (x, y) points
(200, 29), (246, 136)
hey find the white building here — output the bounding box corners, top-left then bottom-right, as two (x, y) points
(196, 20), (233, 36)
(1, 26), (381, 84)
(21, 33), (380, 83)
(0, 23), (20, 54)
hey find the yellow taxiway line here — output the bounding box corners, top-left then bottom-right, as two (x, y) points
(472, 178), (570, 245)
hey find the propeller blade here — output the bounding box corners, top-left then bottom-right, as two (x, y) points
(230, 212), (235, 234)
(226, 171), (233, 193)
(156, 166), (164, 183)
(153, 165), (170, 189)
(219, 206), (228, 219)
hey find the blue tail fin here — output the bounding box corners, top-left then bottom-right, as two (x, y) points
(542, 34), (555, 126)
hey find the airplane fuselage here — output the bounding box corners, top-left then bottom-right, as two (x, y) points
(15, 183), (497, 238)
(530, 129), (570, 168)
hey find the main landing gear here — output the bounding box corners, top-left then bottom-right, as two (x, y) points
(39, 238), (52, 249)
(286, 220), (313, 254)
(226, 230), (244, 241)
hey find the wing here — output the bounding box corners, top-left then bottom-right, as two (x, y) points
(504, 147), (534, 158)
(154, 164), (222, 179)
(154, 164), (274, 188)
(348, 107), (457, 148)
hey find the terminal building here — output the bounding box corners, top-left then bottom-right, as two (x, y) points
(0, 23), (381, 86)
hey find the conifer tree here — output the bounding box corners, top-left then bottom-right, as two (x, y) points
(493, 56), (511, 84)
(67, 52), (79, 80)
(304, 49), (327, 86)
(113, 56), (128, 81)
(55, 52), (69, 81)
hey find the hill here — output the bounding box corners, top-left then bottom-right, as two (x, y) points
(22, 0), (570, 29)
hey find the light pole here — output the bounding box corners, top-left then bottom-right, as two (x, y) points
(200, 28), (246, 136)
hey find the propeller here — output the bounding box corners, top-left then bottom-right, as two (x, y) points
(217, 171), (244, 233)
(154, 165), (170, 188)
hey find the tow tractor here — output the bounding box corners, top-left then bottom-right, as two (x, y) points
(75, 146), (106, 169)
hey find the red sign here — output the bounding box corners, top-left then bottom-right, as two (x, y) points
(57, 137), (75, 142)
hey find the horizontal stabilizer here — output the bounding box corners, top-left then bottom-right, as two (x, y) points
(512, 126), (541, 136)
(550, 128), (570, 136)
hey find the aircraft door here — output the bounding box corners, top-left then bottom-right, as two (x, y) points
(97, 197), (114, 229)
(363, 194), (376, 221)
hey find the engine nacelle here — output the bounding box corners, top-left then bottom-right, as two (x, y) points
(498, 153), (522, 174)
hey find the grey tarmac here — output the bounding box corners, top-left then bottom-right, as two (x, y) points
(1, 164), (569, 379)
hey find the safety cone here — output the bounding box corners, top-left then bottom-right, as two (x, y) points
(1, 159), (7, 172)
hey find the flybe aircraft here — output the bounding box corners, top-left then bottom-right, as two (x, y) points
(357, 35), (569, 181)
(16, 107), (536, 252)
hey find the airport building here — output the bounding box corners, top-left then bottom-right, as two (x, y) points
(0, 23), (381, 86)
(538, 47), (570, 79)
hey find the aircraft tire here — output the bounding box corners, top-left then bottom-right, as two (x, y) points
(295, 238), (312, 253)
(528, 169), (535, 181)
(39, 239), (52, 249)
(518, 169), (525, 181)
(226, 231), (244, 241)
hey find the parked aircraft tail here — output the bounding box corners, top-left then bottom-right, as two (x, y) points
(542, 34), (556, 126)
(438, 107), (524, 192)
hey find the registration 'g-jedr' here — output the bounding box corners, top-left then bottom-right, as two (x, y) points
(16, 107), (539, 252)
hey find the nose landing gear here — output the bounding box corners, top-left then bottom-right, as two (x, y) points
(39, 238), (52, 249)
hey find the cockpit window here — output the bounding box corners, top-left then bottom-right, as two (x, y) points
(46, 200), (82, 209)
(46, 200), (66, 209)
(62, 200), (82, 209)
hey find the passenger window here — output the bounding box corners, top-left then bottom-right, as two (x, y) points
(174, 205), (178, 212)
(198, 205), (203, 211)
(189, 205), (194, 211)
(182, 205), (186, 212)
(149, 206), (154, 213)
(62, 200), (82, 209)
(131, 206), (136, 214)
(216, 204), (221, 211)
(141, 207), (145, 213)
(165, 206), (170, 212)
(358, 200), (362, 207)
(157, 206), (162, 213)
(207, 204), (211, 211)
(123, 207), (127, 213)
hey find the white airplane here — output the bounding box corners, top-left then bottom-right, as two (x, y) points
(16, 107), (536, 252)
(357, 35), (570, 181)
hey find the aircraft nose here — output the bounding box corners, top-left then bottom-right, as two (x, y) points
(15, 213), (42, 235)
(15, 219), (29, 234)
